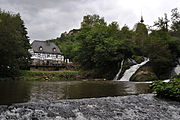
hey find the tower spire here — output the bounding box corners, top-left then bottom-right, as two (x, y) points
(140, 16), (144, 23)
(140, 11), (144, 23)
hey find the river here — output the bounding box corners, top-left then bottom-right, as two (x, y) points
(0, 80), (150, 105)
(0, 80), (179, 120)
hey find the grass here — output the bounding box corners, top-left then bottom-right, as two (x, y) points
(19, 70), (81, 81)
(0, 77), (14, 81)
(21, 70), (79, 75)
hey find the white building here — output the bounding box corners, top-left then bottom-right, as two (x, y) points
(29, 41), (70, 69)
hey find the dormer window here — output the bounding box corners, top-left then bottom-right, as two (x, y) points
(39, 46), (43, 51)
(53, 48), (56, 52)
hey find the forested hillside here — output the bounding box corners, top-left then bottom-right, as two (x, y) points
(51, 8), (180, 79)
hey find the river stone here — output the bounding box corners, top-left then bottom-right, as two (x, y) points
(130, 65), (158, 82)
(0, 94), (179, 120)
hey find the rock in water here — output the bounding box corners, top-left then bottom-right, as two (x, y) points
(130, 65), (158, 82)
(0, 94), (179, 120)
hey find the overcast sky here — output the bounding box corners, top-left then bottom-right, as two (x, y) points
(0, 0), (180, 41)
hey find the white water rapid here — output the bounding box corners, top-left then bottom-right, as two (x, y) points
(174, 58), (180, 75)
(113, 60), (124, 80)
(119, 58), (150, 81)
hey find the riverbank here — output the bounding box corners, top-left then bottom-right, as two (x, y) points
(20, 70), (82, 81)
(0, 94), (179, 120)
(0, 70), (107, 81)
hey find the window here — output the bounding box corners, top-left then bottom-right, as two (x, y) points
(39, 46), (43, 51)
(53, 48), (56, 52)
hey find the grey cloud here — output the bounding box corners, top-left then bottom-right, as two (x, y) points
(0, 0), (88, 40)
(0, 0), (179, 40)
(0, 0), (137, 40)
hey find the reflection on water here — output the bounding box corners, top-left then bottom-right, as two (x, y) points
(0, 80), (32, 105)
(0, 80), (150, 105)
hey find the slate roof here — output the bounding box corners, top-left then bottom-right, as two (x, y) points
(31, 40), (61, 54)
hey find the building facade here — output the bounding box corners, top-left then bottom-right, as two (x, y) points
(29, 40), (69, 70)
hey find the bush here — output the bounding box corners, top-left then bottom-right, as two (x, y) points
(150, 77), (180, 101)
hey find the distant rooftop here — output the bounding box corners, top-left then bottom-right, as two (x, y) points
(31, 40), (61, 54)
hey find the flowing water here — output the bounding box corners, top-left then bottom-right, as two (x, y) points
(174, 58), (180, 75)
(0, 80), (150, 105)
(119, 58), (149, 81)
(113, 60), (124, 80)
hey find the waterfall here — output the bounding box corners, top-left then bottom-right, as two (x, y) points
(119, 58), (149, 81)
(128, 58), (137, 64)
(113, 60), (124, 80)
(173, 58), (180, 75)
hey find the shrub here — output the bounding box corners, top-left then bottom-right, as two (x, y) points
(150, 77), (180, 101)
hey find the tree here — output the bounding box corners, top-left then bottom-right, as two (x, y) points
(0, 10), (30, 77)
(81, 14), (107, 28)
(170, 8), (180, 38)
(133, 22), (148, 55)
(168, 8), (180, 58)
(145, 30), (173, 79)
(75, 18), (135, 78)
(167, 37), (180, 58)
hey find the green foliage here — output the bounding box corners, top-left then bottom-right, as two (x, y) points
(167, 37), (180, 58)
(81, 14), (107, 28)
(51, 15), (136, 78)
(150, 77), (180, 101)
(144, 32), (173, 78)
(144, 12), (178, 79)
(0, 10), (30, 77)
(154, 13), (169, 32)
(75, 20), (136, 78)
(59, 40), (80, 60)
